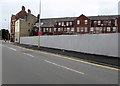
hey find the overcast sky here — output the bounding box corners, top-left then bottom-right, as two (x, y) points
(0, 0), (120, 30)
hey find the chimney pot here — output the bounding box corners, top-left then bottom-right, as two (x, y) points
(28, 9), (31, 14)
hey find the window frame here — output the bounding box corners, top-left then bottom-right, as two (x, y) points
(77, 20), (80, 25)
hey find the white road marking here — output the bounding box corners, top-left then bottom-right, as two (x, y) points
(44, 60), (85, 75)
(23, 53), (34, 58)
(9, 47), (17, 51)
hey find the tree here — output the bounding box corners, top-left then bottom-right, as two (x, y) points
(0, 29), (10, 40)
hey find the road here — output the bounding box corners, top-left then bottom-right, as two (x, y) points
(2, 41), (119, 84)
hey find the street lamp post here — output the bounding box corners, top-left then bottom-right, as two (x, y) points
(5, 19), (9, 42)
(38, 0), (41, 48)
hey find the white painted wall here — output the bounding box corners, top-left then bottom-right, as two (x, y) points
(20, 33), (119, 57)
(15, 19), (20, 43)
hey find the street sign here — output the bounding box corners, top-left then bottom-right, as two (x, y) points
(38, 32), (42, 36)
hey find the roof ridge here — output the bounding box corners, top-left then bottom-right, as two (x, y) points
(41, 17), (77, 20)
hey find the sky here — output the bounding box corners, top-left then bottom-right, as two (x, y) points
(0, 0), (120, 30)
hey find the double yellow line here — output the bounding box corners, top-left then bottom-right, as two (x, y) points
(15, 45), (119, 71)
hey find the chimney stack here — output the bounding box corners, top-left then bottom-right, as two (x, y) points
(28, 9), (31, 14)
(22, 6), (25, 11)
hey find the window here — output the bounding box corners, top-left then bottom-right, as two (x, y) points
(98, 21), (101, 25)
(90, 28), (94, 32)
(85, 27), (88, 32)
(66, 22), (69, 26)
(99, 27), (103, 32)
(96, 27), (99, 31)
(70, 22), (72, 26)
(58, 28), (61, 31)
(67, 28), (70, 32)
(71, 27), (74, 32)
(77, 20), (80, 25)
(85, 20), (88, 24)
(103, 21), (108, 25)
(62, 22), (64, 26)
(54, 28), (56, 32)
(107, 27), (111, 32)
(94, 21), (97, 25)
(35, 28), (38, 32)
(49, 28), (51, 32)
(113, 27), (117, 32)
(61, 28), (63, 31)
(77, 27), (80, 32)
(64, 28), (67, 31)
(59, 22), (61, 26)
(43, 28), (46, 32)
(46, 28), (49, 32)
(115, 20), (117, 26)
(80, 27), (84, 32)
(108, 21), (111, 25)
(28, 23), (30, 26)
(41, 22), (44, 25)
(103, 27), (106, 31)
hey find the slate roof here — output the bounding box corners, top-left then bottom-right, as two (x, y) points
(40, 17), (76, 27)
(88, 15), (120, 20)
(36, 15), (120, 28)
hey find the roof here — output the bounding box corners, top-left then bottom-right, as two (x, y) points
(88, 15), (120, 20)
(36, 15), (120, 28)
(40, 17), (76, 27)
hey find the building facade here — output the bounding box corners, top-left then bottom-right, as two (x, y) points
(33, 14), (120, 35)
(15, 13), (37, 43)
(10, 6), (37, 42)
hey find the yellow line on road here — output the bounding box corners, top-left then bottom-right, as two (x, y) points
(15, 45), (119, 71)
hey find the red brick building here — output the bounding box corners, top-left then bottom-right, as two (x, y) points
(33, 14), (120, 36)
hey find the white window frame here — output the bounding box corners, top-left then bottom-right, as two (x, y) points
(85, 27), (88, 32)
(67, 27), (70, 32)
(96, 27), (99, 31)
(62, 22), (64, 26)
(77, 27), (80, 32)
(77, 20), (80, 25)
(90, 27), (94, 32)
(85, 20), (88, 24)
(43, 28), (46, 32)
(54, 28), (56, 32)
(80, 27), (84, 32)
(115, 20), (117, 26)
(94, 21), (97, 24)
(70, 22), (72, 26)
(46, 28), (49, 32)
(71, 27), (74, 32)
(49, 28), (51, 32)
(66, 22), (69, 26)
(58, 28), (61, 31)
(113, 27), (117, 32)
(107, 27), (111, 32)
(98, 21), (101, 25)
(61, 28), (63, 31)
(59, 22), (61, 26)
(64, 28), (67, 31)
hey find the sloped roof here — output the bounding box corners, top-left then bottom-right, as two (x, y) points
(37, 15), (120, 28)
(40, 17), (76, 27)
(88, 15), (120, 20)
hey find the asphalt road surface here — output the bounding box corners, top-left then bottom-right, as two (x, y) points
(2, 42), (119, 84)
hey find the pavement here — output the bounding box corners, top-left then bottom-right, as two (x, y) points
(2, 41), (119, 85)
